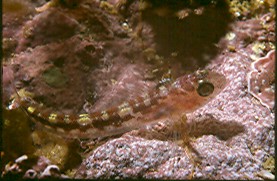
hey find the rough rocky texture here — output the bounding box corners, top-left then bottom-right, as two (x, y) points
(2, 0), (275, 179)
(75, 135), (193, 179)
(2, 0), (44, 60)
(75, 7), (275, 180)
(76, 48), (275, 177)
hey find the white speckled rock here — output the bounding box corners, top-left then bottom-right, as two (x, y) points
(75, 12), (274, 180)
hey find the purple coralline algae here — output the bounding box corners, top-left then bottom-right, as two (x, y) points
(75, 11), (275, 180)
(2, 0), (275, 180)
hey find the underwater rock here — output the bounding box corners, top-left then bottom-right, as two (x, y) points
(16, 8), (80, 52)
(2, 0), (275, 179)
(74, 12), (275, 179)
(75, 135), (194, 179)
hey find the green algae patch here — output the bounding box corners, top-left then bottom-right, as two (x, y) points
(2, 108), (35, 164)
(42, 67), (68, 88)
(32, 130), (82, 171)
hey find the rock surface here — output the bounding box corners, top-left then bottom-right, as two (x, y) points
(2, 0), (275, 179)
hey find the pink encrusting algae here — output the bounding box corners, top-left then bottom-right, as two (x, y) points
(2, 0), (275, 179)
(247, 50), (275, 111)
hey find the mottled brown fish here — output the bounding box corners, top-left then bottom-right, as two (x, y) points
(15, 70), (226, 139)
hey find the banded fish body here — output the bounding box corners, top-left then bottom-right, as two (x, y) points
(16, 70), (226, 139)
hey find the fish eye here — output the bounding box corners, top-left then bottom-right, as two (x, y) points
(197, 80), (214, 97)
